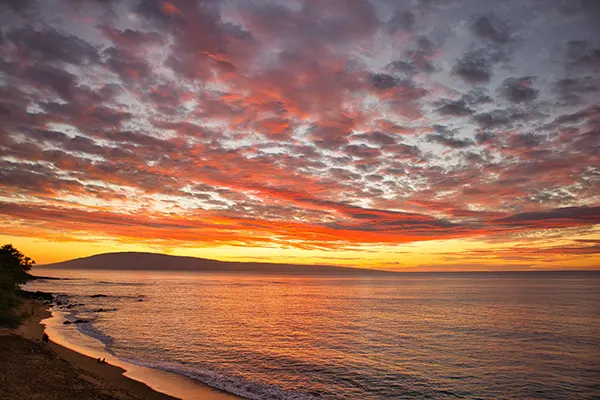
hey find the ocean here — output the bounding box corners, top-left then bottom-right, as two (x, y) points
(25, 270), (600, 399)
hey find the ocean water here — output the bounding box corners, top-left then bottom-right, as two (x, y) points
(25, 270), (600, 399)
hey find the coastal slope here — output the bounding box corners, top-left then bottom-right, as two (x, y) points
(41, 252), (394, 275)
(0, 299), (177, 400)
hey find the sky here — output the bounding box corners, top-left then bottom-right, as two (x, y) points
(0, 0), (599, 271)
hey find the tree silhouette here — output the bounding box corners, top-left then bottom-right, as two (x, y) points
(0, 244), (34, 327)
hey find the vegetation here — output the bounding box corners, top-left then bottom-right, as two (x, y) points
(0, 244), (34, 327)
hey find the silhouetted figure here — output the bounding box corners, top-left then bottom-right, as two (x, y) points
(97, 357), (101, 363)
(42, 332), (49, 344)
(101, 358), (106, 364)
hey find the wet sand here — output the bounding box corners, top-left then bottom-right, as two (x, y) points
(0, 300), (240, 400)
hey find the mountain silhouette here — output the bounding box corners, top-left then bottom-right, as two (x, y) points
(40, 252), (395, 276)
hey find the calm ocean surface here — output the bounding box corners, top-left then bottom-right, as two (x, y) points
(25, 270), (600, 399)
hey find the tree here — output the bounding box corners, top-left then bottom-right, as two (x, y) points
(0, 244), (35, 327)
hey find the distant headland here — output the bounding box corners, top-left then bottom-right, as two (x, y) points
(39, 252), (395, 276)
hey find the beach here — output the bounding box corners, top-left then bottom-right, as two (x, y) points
(0, 299), (239, 400)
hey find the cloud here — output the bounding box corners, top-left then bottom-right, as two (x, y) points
(565, 41), (600, 71)
(500, 76), (539, 103)
(552, 104), (600, 125)
(7, 27), (99, 65)
(554, 76), (599, 106)
(453, 47), (502, 84)
(470, 14), (514, 45)
(494, 206), (600, 229)
(474, 130), (496, 144)
(370, 73), (400, 91)
(0, 0), (598, 266)
(427, 134), (474, 148)
(435, 99), (474, 116)
(472, 108), (527, 129)
(426, 125), (474, 148)
(387, 9), (416, 32)
(26, 64), (79, 101)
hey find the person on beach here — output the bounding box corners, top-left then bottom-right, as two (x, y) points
(42, 332), (49, 344)
(97, 358), (101, 363)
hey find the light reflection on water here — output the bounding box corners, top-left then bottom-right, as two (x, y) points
(26, 270), (600, 399)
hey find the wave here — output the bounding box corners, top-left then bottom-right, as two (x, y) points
(86, 293), (146, 299)
(75, 319), (115, 352)
(125, 359), (319, 400)
(63, 309), (317, 400)
(96, 281), (147, 286)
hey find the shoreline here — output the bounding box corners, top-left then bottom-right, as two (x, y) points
(3, 299), (240, 400)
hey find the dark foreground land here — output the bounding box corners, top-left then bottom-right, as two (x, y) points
(0, 299), (177, 400)
(0, 334), (119, 400)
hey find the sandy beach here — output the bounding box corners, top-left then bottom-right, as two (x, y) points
(0, 299), (240, 400)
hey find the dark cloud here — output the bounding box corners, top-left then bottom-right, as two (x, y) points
(501, 77), (539, 103)
(507, 133), (546, 148)
(453, 48), (504, 84)
(461, 89), (493, 106)
(426, 125), (474, 148)
(554, 76), (599, 105)
(0, 161), (84, 195)
(475, 131), (496, 144)
(310, 125), (350, 150)
(472, 108), (526, 129)
(427, 133), (474, 148)
(344, 144), (381, 159)
(104, 46), (153, 82)
(387, 36), (438, 76)
(369, 73), (399, 91)
(7, 27), (99, 65)
(553, 105), (600, 125)
(565, 41), (600, 71)
(1, 0), (37, 12)
(435, 99), (474, 116)
(369, 131), (397, 146)
(386, 59), (415, 75)
(470, 14), (514, 45)
(388, 9), (416, 32)
(353, 131), (397, 146)
(26, 64), (79, 101)
(494, 206), (600, 228)
(135, 0), (187, 27)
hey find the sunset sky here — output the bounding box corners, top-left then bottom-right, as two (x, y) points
(0, 0), (599, 271)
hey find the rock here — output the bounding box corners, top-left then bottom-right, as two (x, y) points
(63, 321), (72, 325)
(90, 294), (108, 298)
(74, 319), (89, 324)
(137, 299), (143, 302)
(17, 290), (54, 301)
